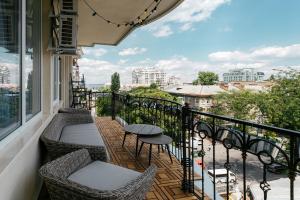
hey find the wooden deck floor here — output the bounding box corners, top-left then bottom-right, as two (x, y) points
(95, 117), (198, 200)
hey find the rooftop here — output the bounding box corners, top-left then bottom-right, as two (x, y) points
(165, 85), (226, 97)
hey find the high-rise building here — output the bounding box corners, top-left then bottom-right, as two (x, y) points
(167, 76), (181, 86)
(0, 66), (10, 84)
(132, 67), (166, 88)
(223, 68), (265, 83)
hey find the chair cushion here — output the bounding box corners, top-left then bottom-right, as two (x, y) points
(60, 123), (105, 146)
(67, 161), (141, 190)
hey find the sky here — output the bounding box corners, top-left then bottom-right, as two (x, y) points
(78, 0), (300, 84)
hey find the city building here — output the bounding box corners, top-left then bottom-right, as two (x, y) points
(0, 66), (10, 84)
(220, 81), (273, 92)
(167, 75), (181, 86)
(132, 67), (166, 88)
(165, 85), (229, 111)
(223, 68), (265, 83)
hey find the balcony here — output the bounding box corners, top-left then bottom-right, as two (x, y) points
(1, 0), (300, 200)
(65, 91), (300, 200)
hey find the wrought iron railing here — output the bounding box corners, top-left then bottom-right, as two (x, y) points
(183, 108), (300, 200)
(83, 91), (300, 200)
(113, 93), (183, 161)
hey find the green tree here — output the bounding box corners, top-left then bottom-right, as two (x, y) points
(210, 90), (258, 121)
(193, 71), (219, 85)
(257, 74), (300, 131)
(210, 71), (300, 132)
(150, 83), (158, 89)
(98, 86), (111, 92)
(110, 72), (120, 92)
(129, 86), (176, 101)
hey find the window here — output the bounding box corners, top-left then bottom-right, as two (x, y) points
(25, 0), (41, 120)
(53, 56), (60, 101)
(0, 0), (21, 140)
(0, 0), (41, 140)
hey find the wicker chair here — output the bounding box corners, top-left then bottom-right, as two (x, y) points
(40, 113), (107, 161)
(39, 149), (157, 200)
(58, 107), (91, 115)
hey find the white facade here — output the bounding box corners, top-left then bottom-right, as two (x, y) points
(223, 68), (265, 83)
(167, 76), (181, 86)
(132, 67), (166, 88)
(0, 66), (10, 84)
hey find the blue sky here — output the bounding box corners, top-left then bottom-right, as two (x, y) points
(79, 0), (300, 84)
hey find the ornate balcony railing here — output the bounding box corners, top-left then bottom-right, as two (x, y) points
(83, 91), (300, 200)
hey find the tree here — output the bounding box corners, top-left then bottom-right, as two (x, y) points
(210, 71), (300, 132)
(257, 74), (300, 131)
(210, 90), (258, 121)
(150, 83), (158, 89)
(193, 71), (219, 85)
(129, 86), (176, 101)
(110, 72), (120, 92)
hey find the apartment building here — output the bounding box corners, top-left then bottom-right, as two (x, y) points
(0, 66), (10, 84)
(132, 67), (166, 88)
(165, 85), (228, 111)
(223, 68), (265, 82)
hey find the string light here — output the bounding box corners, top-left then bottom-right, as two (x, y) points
(83, 0), (163, 28)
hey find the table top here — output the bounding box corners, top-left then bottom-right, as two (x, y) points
(139, 135), (172, 145)
(124, 124), (163, 136)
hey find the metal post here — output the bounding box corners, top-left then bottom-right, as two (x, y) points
(181, 103), (192, 191)
(88, 90), (91, 110)
(111, 91), (116, 120)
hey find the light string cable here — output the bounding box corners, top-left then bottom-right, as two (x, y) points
(82, 0), (163, 27)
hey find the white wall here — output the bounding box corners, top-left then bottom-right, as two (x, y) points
(0, 114), (51, 200)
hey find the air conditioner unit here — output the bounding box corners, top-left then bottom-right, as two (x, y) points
(59, 15), (77, 48)
(60, 0), (78, 13)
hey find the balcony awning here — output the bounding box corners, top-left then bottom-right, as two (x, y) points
(77, 0), (183, 46)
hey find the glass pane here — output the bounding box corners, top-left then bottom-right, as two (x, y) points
(53, 56), (59, 100)
(0, 0), (21, 140)
(25, 0), (41, 120)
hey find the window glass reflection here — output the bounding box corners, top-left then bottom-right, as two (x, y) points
(0, 0), (21, 140)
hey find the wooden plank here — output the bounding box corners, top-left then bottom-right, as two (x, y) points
(95, 117), (199, 200)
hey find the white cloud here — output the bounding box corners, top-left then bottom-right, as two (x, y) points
(164, 0), (231, 24)
(147, 0), (231, 36)
(153, 25), (173, 37)
(209, 44), (300, 62)
(180, 23), (193, 31)
(78, 58), (128, 84)
(118, 47), (147, 56)
(78, 43), (300, 84)
(83, 47), (107, 57)
(118, 59), (128, 65)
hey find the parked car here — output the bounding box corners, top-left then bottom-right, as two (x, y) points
(208, 169), (236, 184)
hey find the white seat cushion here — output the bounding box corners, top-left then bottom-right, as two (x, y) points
(60, 123), (105, 146)
(68, 161), (141, 190)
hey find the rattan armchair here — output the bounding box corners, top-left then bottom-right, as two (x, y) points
(39, 149), (157, 200)
(40, 113), (107, 161)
